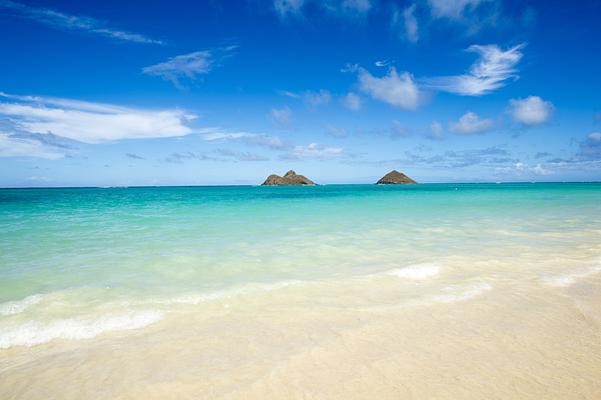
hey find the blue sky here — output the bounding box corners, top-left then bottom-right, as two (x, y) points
(0, 0), (600, 186)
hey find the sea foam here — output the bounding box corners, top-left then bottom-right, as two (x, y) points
(386, 263), (441, 279)
(141, 280), (303, 306)
(0, 310), (164, 349)
(542, 263), (601, 288)
(0, 294), (44, 316)
(431, 282), (492, 304)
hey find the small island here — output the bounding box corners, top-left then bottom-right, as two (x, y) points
(261, 170), (316, 186)
(376, 170), (417, 184)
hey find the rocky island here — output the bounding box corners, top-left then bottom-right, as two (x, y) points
(261, 170), (316, 186)
(376, 170), (417, 184)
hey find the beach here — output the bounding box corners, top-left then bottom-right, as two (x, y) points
(1, 183), (601, 399)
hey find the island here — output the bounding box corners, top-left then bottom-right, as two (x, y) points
(376, 170), (417, 184)
(261, 170), (316, 186)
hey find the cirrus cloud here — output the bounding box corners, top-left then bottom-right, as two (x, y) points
(0, 92), (196, 144)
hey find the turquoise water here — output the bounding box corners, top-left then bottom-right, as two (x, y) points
(1, 183), (601, 349)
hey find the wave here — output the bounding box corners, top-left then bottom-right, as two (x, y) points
(0, 294), (43, 316)
(386, 263), (441, 279)
(0, 310), (163, 349)
(542, 263), (601, 288)
(430, 282), (492, 304)
(140, 280), (303, 306)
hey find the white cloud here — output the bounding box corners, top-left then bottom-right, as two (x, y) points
(274, 0), (305, 16)
(357, 67), (421, 110)
(427, 0), (486, 20)
(449, 111), (494, 134)
(374, 60), (390, 67)
(0, 92), (196, 144)
(326, 125), (348, 138)
(143, 47), (236, 89)
(304, 90), (332, 108)
(342, 92), (362, 111)
(0, 132), (64, 159)
(508, 96), (554, 126)
(274, 0), (371, 17)
(496, 162), (552, 176)
(269, 107), (293, 128)
(283, 143), (345, 160)
(421, 43), (525, 96)
(201, 129), (286, 150)
(430, 120), (444, 139)
(402, 4), (419, 43)
(0, 0), (163, 44)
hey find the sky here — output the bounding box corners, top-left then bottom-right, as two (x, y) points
(0, 0), (600, 187)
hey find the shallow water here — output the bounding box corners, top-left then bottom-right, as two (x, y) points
(1, 183), (601, 398)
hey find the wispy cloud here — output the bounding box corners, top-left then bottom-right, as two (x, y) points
(392, 3), (419, 43)
(449, 111), (494, 134)
(0, 132), (64, 159)
(357, 67), (421, 110)
(281, 143), (345, 160)
(269, 107), (293, 128)
(429, 121), (444, 139)
(326, 125), (348, 138)
(421, 43), (525, 96)
(508, 96), (554, 126)
(427, 0), (488, 20)
(0, 0), (163, 44)
(341, 92), (362, 111)
(201, 129), (287, 150)
(0, 92), (196, 143)
(125, 153), (145, 160)
(274, 0), (371, 18)
(577, 132), (601, 161)
(216, 148), (269, 162)
(304, 90), (332, 108)
(143, 46), (236, 89)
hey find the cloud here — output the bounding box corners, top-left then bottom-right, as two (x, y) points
(326, 125), (348, 138)
(508, 96), (554, 126)
(342, 92), (362, 111)
(281, 143), (345, 160)
(420, 43), (525, 96)
(0, 92), (196, 143)
(201, 129), (287, 150)
(348, 145), (514, 169)
(429, 120), (444, 139)
(216, 148), (269, 162)
(449, 111), (494, 134)
(324, 0), (372, 15)
(0, 0), (163, 44)
(274, 0), (305, 17)
(577, 132), (601, 161)
(390, 120), (411, 138)
(269, 106), (293, 128)
(427, 0), (488, 20)
(142, 47), (236, 89)
(304, 90), (332, 108)
(165, 152), (218, 164)
(394, 3), (419, 43)
(496, 162), (552, 176)
(126, 153), (145, 160)
(374, 60), (390, 67)
(275, 0), (371, 17)
(0, 132), (65, 159)
(357, 67), (421, 110)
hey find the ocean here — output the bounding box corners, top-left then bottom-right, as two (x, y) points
(1, 183), (601, 399)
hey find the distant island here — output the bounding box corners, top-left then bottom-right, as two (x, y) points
(261, 170), (316, 186)
(376, 170), (417, 184)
